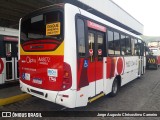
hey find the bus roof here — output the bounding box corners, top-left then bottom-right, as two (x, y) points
(53, 0), (143, 35)
(22, 0), (143, 35)
(78, 0), (143, 35)
(0, 27), (18, 37)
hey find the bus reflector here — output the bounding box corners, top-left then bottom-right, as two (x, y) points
(80, 94), (83, 97)
(62, 95), (69, 98)
(62, 62), (72, 90)
(22, 39), (61, 52)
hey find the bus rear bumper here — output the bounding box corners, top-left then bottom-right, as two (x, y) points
(20, 81), (76, 108)
(20, 81), (58, 103)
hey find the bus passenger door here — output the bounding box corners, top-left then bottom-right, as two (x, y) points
(5, 42), (18, 81)
(138, 40), (143, 76)
(14, 44), (19, 79)
(138, 56), (142, 76)
(88, 30), (104, 96)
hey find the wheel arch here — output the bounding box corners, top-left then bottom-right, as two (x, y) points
(116, 75), (121, 87)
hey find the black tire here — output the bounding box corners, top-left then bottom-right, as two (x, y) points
(146, 66), (149, 70)
(155, 64), (158, 70)
(110, 78), (119, 97)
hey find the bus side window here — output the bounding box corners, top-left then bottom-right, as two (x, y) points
(135, 39), (139, 55)
(144, 42), (146, 56)
(131, 38), (135, 55)
(88, 32), (95, 62)
(139, 40), (144, 56)
(114, 32), (120, 55)
(108, 30), (114, 55)
(97, 34), (103, 61)
(77, 19), (86, 57)
(120, 34), (126, 55)
(125, 36), (131, 55)
(5, 43), (12, 57)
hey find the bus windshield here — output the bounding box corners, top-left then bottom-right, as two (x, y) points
(150, 48), (159, 55)
(20, 10), (63, 52)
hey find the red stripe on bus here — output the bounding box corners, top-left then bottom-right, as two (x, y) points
(87, 20), (106, 32)
(0, 58), (4, 74)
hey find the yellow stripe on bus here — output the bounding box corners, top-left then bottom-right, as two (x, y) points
(88, 93), (105, 103)
(20, 41), (64, 55)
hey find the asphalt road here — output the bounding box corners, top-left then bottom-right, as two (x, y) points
(0, 68), (160, 120)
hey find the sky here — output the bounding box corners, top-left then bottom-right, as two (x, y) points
(112, 0), (160, 36)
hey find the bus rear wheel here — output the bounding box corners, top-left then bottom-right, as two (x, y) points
(155, 64), (158, 70)
(110, 78), (119, 97)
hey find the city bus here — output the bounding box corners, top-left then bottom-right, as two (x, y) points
(19, 1), (146, 108)
(146, 41), (160, 69)
(0, 27), (19, 85)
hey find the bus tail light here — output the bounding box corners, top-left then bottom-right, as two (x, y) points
(62, 62), (72, 90)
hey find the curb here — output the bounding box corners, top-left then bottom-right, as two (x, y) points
(0, 93), (32, 106)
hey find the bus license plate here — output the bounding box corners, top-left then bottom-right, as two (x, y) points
(33, 78), (42, 84)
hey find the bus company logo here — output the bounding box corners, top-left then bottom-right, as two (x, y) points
(47, 69), (58, 77)
(107, 57), (124, 78)
(115, 57), (125, 75)
(148, 58), (155, 63)
(26, 56), (36, 64)
(126, 60), (137, 67)
(38, 57), (50, 65)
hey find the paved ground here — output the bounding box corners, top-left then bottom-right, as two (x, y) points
(0, 86), (22, 98)
(0, 69), (160, 120)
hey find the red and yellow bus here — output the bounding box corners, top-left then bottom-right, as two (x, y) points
(147, 41), (160, 69)
(19, 2), (146, 108)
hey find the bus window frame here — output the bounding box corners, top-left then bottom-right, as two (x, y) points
(120, 33), (126, 56)
(75, 14), (144, 58)
(75, 14), (107, 58)
(76, 18), (87, 58)
(107, 29), (114, 56)
(113, 31), (121, 56)
(20, 8), (64, 45)
(75, 15), (88, 58)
